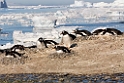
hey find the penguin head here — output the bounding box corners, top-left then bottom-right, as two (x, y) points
(72, 29), (79, 34)
(61, 30), (69, 35)
(38, 37), (45, 42)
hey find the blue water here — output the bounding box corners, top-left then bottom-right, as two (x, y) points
(0, 7), (124, 45)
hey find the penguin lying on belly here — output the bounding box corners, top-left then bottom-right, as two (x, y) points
(10, 45), (25, 52)
(5, 50), (25, 58)
(37, 37), (59, 49)
(92, 28), (123, 35)
(54, 45), (71, 54)
(60, 30), (76, 48)
(73, 29), (92, 37)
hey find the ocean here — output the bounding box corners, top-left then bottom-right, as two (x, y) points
(0, 7), (124, 45)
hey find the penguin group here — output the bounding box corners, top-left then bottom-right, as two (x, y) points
(36, 27), (123, 55)
(92, 28), (123, 35)
(0, 45), (24, 58)
(0, 27), (123, 60)
(0, 44), (37, 59)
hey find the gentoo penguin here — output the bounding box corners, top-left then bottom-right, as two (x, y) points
(5, 50), (25, 58)
(73, 29), (92, 37)
(37, 37), (59, 49)
(92, 28), (123, 35)
(92, 28), (105, 35)
(54, 45), (71, 54)
(10, 45), (25, 52)
(37, 37), (48, 49)
(106, 28), (123, 35)
(60, 30), (76, 48)
(45, 40), (59, 45)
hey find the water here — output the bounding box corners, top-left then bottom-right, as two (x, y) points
(0, 7), (124, 45)
(0, 73), (124, 83)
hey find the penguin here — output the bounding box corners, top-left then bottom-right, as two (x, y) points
(60, 30), (76, 48)
(54, 45), (71, 54)
(37, 37), (48, 49)
(92, 28), (105, 35)
(73, 29), (92, 37)
(106, 28), (123, 35)
(5, 50), (25, 58)
(10, 45), (25, 52)
(45, 40), (59, 45)
(37, 37), (59, 49)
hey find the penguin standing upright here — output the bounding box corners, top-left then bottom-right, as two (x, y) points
(60, 30), (76, 48)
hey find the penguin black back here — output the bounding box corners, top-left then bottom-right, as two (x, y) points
(106, 28), (123, 35)
(45, 40), (59, 45)
(92, 29), (105, 35)
(10, 45), (25, 51)
(5, 50), (25, 58)
(54, 45), (71, 53)
(61, 30), (76, 40)
(73, 29), (92, 36)
(38, 37), (48, 48)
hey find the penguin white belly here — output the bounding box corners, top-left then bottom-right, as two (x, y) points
(62, 35), (71, 47)
(76, 34), (82, 37)
(6, 55), (14, 58)
(56, 50), (63, 54)
(36, 41), (41, 48)
(104, 32), (112, 36)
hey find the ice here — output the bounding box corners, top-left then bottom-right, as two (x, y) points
(70, 0), (124, 8)
(32, 16), (55, 29)
(70, 0), (92, 7)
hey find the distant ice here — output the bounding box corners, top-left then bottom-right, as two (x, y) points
(70, 0), (124, 8)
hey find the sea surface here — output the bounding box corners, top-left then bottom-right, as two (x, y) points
(0, 7), (124, 45)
